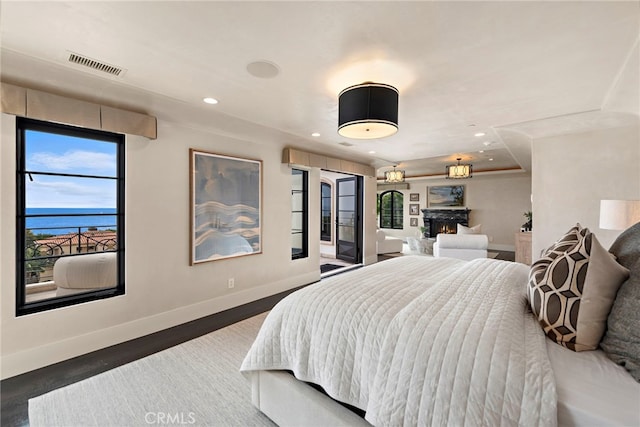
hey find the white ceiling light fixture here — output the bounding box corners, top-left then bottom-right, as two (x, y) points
(311, 132), (320, 137)
(338, 82), (399, 139)
(203, 97), (218, 105)
(474, 132), (486, 137)
(385, 165), (405, 183)
(446, 158), (473, 179)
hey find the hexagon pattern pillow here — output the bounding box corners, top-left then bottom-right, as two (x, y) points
(528, 225), (629, 351)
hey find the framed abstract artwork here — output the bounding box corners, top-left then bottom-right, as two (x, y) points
(410, 193), (419, 201)
(410, 217), (419, 227)
(427, 185), (465, 208)
(190, 149), (262, 264)
(409, 204), (420, 215)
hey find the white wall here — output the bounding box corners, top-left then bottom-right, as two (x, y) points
(531, 123), (640, 259)
(0, 113), (377, 378)
(379, 173), (532, 251)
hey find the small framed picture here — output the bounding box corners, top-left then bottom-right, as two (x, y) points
(410, 218), (419, 227)
(410, 193), (419, 201)
(409, 204), (420, 215)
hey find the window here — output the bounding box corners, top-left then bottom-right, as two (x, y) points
(16, 118), (125, 315)
(291, 169), (308, 259)
(379, 190), (403, 229)
(320, 181), (332, 242)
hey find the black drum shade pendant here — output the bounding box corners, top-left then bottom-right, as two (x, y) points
(338, 82), (399, 139)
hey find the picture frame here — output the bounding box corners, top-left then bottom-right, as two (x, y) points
(410, 217), (419, 227)
(409, 193), (419, 201)
(190, 149), (262, 264)
(427, 185), (465, 208)
(409, 204), (420, 215)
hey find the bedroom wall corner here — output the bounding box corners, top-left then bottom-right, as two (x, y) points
(531, 122), (640, 259)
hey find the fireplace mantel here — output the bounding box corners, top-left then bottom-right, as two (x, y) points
(421, 209), (470, 237)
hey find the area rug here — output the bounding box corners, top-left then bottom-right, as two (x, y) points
(28, 313), (274, 427)
(320, 263), (345, 273)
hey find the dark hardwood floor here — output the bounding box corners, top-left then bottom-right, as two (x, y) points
(0, 286), (303, 427)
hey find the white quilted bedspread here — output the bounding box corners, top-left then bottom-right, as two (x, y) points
(240, 256), (557, 426)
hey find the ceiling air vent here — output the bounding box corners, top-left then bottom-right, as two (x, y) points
(68, 52), (124, 76)
(339, 142), (355, 147)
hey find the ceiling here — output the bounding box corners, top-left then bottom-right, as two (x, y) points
(1, 1), (639, 179)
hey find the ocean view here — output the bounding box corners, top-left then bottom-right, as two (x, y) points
(26, 208), (117, 235)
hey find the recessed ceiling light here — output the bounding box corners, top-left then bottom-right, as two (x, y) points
(479, 150), (484, 153)
(483, 141), (492, 146)
(474, 132), (485, 137)
(489, 158), (494, 161)
(203, 97), (218, 105)
(368, 151), (376, 154)
(311, 132), (320, 137)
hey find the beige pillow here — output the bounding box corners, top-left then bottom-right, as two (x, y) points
(457, 223), (482, 234)
(528, 228), (629, 351)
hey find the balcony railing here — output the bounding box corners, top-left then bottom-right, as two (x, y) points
(25, 225), (117, 286)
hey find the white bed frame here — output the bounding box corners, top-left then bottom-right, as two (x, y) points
(249, 347), (640, 427)
(249, 370), (370, 426)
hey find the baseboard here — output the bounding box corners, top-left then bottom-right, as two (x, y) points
(1, 271), (319, 379)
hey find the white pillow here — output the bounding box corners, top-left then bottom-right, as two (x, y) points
(457, 223), (482, 234)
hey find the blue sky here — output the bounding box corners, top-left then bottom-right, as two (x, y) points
(25, 131), (117, 208)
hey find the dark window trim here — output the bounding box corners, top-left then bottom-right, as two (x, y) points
(16, 117), (125, 316)
(320, 181), (332, 243)
(291, 168), (308, 260)
(379, 190), (404, 230)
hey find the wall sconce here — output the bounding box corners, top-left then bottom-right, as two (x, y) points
(446, 158), (472, 179)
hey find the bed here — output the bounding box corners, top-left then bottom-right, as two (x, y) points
(241, 225), (640, 426)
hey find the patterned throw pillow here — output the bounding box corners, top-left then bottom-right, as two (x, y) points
(535, 223), (584, 261)
(528, 226), (629, 351)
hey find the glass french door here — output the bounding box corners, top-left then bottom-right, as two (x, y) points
(336, 176), (363, 263)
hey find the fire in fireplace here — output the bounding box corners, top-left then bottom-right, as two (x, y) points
(422, 208), (471, 238)
(434, 220), (457, 235)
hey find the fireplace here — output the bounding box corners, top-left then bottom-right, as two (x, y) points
(421, 209), (470, 238)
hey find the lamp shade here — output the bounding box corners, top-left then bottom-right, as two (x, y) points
(385, 167), (405, 183)
(338, 83), (398, 139)
(446, 158), (473, 179)
(599, 199), (640, 230)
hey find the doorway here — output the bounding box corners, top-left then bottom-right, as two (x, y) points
(319, 171), (363, 273)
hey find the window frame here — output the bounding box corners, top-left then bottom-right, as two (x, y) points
(379, 190), (404, 230)
(320, 180), (333, 243)
(291, 168), (308, 260)
(16, 117), (125, 316)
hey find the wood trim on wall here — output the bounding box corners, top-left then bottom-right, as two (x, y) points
(282, 147), (375, 177)
(1, 82), (157, 139)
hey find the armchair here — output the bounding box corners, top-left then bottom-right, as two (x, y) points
(53, 252), (117, 296)
(376, 229), (403, 254)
